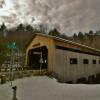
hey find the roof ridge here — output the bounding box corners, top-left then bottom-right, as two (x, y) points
(35, 33), (100, 53)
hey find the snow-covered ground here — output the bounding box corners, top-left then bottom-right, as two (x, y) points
(0, 76), (100, 100)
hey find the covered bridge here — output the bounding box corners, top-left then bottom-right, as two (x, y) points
(25, 33), (100, 83)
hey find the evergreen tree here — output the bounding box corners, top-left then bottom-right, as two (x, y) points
(78, 32), (84, 40)
(25, 24), (33, 32)
(48, 28), (61, 36)
(16, 23), (25, 32)
(89, 30), (94, 35)
(0, 23), (7, 37)
(73, 33), (78, 40)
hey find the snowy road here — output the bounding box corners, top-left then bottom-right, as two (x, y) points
(0, 76), (100, 100)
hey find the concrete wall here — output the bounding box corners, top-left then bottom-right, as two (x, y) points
(53, 48), (100, 83)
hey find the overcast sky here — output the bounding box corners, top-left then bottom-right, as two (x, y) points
(0, 0), (100, 36)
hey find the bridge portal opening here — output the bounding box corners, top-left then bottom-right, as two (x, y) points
(28, 46), (48, 69)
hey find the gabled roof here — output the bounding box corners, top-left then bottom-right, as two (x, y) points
(26, 33), (100, 55)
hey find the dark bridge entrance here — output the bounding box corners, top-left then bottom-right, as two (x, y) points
(28, 46), (48, 70)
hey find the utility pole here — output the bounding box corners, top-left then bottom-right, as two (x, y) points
(11, 48), (14, 86)
(7, 42), (17, 86)
(7, 42), (18, 100)
(10, 49), (13, 86)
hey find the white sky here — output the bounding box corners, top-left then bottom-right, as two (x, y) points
(0, 0), (100, 35)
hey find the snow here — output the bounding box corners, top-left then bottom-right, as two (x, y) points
(0, 76), (100, 100)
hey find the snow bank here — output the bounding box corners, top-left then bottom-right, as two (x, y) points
(0, 76), (100, 100)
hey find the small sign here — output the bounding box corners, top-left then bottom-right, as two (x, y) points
(7, 42), (17, 49)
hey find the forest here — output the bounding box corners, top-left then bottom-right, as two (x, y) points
(0, 23), (100, 65)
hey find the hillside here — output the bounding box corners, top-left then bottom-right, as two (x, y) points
(0, 23), (100, 50)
